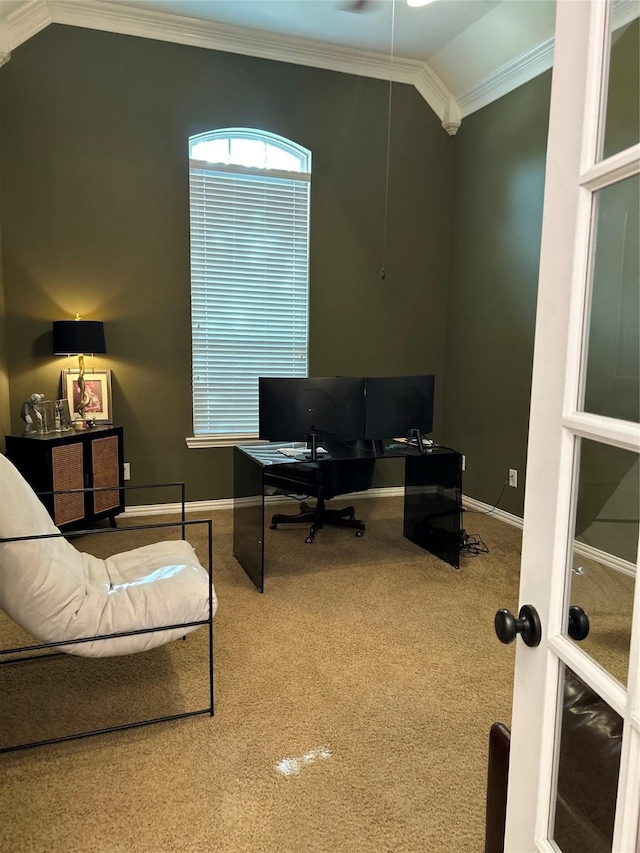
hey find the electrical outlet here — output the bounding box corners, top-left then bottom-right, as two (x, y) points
(508, 468), (517, 488)
(123, 462), (131, 481)
(462, 455), (466, 471)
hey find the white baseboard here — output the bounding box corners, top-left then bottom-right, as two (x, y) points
(572, 540), (636, 578)
(461, 495), (524, 529)
(121, 485), (405, 517)
(122, 486), (506, 519)
(121, 488), (635, 577)
(462, 496), (636, 576)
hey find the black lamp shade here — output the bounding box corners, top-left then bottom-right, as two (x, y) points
(53, 320), (106, 355)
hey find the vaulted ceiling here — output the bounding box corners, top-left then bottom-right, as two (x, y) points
(101, 0), (557, 94)
(0, 1), (636, 134)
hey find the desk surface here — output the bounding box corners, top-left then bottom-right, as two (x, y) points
(237, 438), (457, 468)
(233, 440), (463, 591)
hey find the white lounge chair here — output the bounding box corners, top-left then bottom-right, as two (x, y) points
(0, 452), (216, 750)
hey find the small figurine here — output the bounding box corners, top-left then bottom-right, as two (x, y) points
(20, 393), (45, 435)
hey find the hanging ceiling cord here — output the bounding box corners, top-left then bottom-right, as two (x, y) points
(380, 0), (396, 281)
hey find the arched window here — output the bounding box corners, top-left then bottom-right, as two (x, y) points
(188, 128), (311, 442)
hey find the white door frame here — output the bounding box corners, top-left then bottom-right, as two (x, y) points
(504, 2), (640, 850)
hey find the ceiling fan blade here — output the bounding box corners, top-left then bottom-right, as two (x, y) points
(342, 0), (375, 12)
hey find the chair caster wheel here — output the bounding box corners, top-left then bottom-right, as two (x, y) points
(270, 523), (277, 530)
(356, 528), (364, 537)
(305, 536), (314, 544)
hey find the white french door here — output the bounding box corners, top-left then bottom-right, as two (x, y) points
(504, 1), (640, 851)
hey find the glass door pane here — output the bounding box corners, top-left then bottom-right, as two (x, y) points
(552, 664), (623, 852)
(567, 440), (638, 685)
(583, 175), (639, 423)
(602, 3), (639, 160)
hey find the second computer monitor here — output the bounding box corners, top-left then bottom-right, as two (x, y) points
(364, 375), (435, 439)
(259, 376), (366, 442)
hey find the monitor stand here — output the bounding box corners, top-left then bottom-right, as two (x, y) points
(304, 429), (321, 461)
(408, 427), (430, 454)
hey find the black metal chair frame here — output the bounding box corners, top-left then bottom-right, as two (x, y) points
(0, 482), (214, 754)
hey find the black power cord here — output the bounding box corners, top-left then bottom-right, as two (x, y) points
(460, 530), (489, 557)
(457, 478), (511, 558)
(465, 479), (509, 516)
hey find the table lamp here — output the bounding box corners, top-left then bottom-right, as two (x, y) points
(53, 314), (107, 418)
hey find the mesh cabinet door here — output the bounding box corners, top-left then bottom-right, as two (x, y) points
(91, 435), (120, 516)
(52, 443), (85, 526)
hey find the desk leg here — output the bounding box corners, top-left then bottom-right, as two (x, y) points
(233, 448), (265, 592)
(403, 453), (462, 569)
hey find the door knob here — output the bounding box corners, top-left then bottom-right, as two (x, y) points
(568, 605), (590, 641)
(495, 604), (542, 647)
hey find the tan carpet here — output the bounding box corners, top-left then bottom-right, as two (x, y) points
(1, 498), (524, 853)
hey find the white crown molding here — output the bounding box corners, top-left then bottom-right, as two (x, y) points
(2, 0), (460, 134)
(457, 36), (555, 119)
(411, 60), (450, 127)
(440, 93), (462, 138)
(5, 1), (637, 131)
(614, 0), (640, 31)
(0, 25), (8, 66)
(2, 0), (51, 65)
(457, 0), (639, 119)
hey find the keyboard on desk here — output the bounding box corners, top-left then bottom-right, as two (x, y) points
(392, 437), (436, 449)
(277, 446), (328, 458)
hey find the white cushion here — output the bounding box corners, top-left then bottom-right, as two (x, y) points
(0, 453), (216, 657)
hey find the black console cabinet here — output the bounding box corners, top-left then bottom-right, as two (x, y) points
(5, 426), (124, 528)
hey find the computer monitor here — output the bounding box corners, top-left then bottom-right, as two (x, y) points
(364, 375), (435, 440)
(258, 376), (366, 442)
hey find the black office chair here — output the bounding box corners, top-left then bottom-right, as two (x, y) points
(265, 459), (376, 544)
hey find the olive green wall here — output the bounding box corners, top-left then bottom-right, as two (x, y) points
(2, 20), (636, 518)
(0, 228), (10, 452)
(441, 72), (552, 517)
(442, 18), (639, 538)
(0, 25), (453, 501)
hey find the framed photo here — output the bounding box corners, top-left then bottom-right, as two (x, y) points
(61, 369), (113, 423)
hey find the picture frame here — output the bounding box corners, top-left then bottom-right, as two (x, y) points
(61, 369), (113, 424)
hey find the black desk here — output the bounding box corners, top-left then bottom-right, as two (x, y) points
(233, 439), (463, 592)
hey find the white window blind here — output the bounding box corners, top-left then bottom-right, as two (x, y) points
(188, 130), (311, 438)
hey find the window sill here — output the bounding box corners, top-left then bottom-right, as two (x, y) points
(185, 434), (267, 449)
